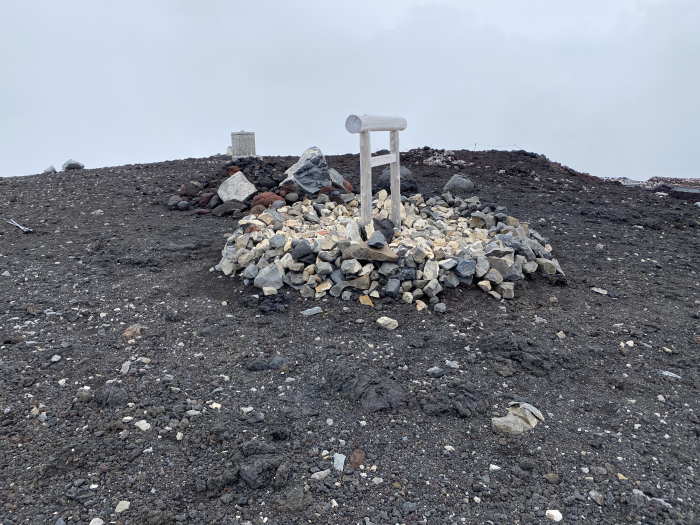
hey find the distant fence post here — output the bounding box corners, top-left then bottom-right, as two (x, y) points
(345, 114), (407, 227)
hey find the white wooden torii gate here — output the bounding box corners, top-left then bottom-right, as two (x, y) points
(345, 114), (407, 227)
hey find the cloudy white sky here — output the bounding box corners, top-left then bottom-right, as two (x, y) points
(1, 0), (698, 180)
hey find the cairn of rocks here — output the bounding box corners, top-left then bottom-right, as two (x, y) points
(215, 189), (564, 308)
(422, 150), (468, 169)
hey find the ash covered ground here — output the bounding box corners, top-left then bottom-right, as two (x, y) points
(0, 148), (699, 525)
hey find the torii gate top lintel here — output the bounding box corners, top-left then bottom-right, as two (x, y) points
(345, 114), (407, 228)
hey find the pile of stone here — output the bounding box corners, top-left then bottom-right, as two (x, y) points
(166, 147), (355, 218)
(214, 186), (564, 308)
(423, 150), (468, 169)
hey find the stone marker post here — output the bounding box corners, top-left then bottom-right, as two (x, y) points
(345, 115), (407, 227)
(231, 131), (256, 157)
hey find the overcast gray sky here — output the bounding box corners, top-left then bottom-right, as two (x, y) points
(1, 0), (698, 180)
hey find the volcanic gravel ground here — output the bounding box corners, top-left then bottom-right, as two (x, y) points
(0, 149), (699, 525)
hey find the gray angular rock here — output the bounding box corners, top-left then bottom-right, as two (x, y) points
(244, 264), (259, 280)
(372, 217), (396, 244)
(62, 159), (84, 171)
(485, 268), (503, 285)
(487, 256), (511, 276)
(423, 278), (442, 297)
(281, 147), (332, 194)
(377, 165), (417, 193)
(385, 279), (401, 298)
(254, 263), (284, 290)
(341, 258), (362, 275)
(485, 243), (515, 258)
(443, 272), (460, 288)
(378, 262), (399, 276)
(43, 165), (57, 174)
(328, 168), (347, 188)
(167, 195), (181, 210)
(330, 281), (350, 297)
(268, 234), (286, 249)
(316, 261), (334, 275)
(454, 258), (476, 278)
(329, 269), (345, 284)
(367, 230), (387, 249)
(443, 174), (474, 194)
(291, 240), (314, 260)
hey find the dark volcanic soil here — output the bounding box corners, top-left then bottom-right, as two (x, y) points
(0, 149), (699, 525)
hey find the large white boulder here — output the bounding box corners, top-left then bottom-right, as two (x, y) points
(218, 172), (257, 203)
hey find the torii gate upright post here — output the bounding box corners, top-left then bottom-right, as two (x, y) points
(345, 114), (407, 228)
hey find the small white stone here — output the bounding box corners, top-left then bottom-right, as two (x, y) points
(489, 464), (501, 471)
(311, 469), (331, 481)
(120, 361), (131, 374)
(176, 432), (183, 441)
(89, 519), (105, 525)
(376, 316), (398, 330)
(134, 420), (151, 431)
(50, 355), (61, 362)
(115, 500), (130, 513)
(333, 453), (346, 471)
(545, 509), (563, 522)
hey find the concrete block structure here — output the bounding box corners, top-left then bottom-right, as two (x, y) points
(231, 131), (256, 157)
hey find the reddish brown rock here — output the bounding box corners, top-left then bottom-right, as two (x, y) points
(344, 180), (353, 192)
(251, 192), (284, 209)
(194, 208), (211, 215)
(228, 166), (240, 176)
(349, 449), (366, 469)
(198, 192), (215, 207)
